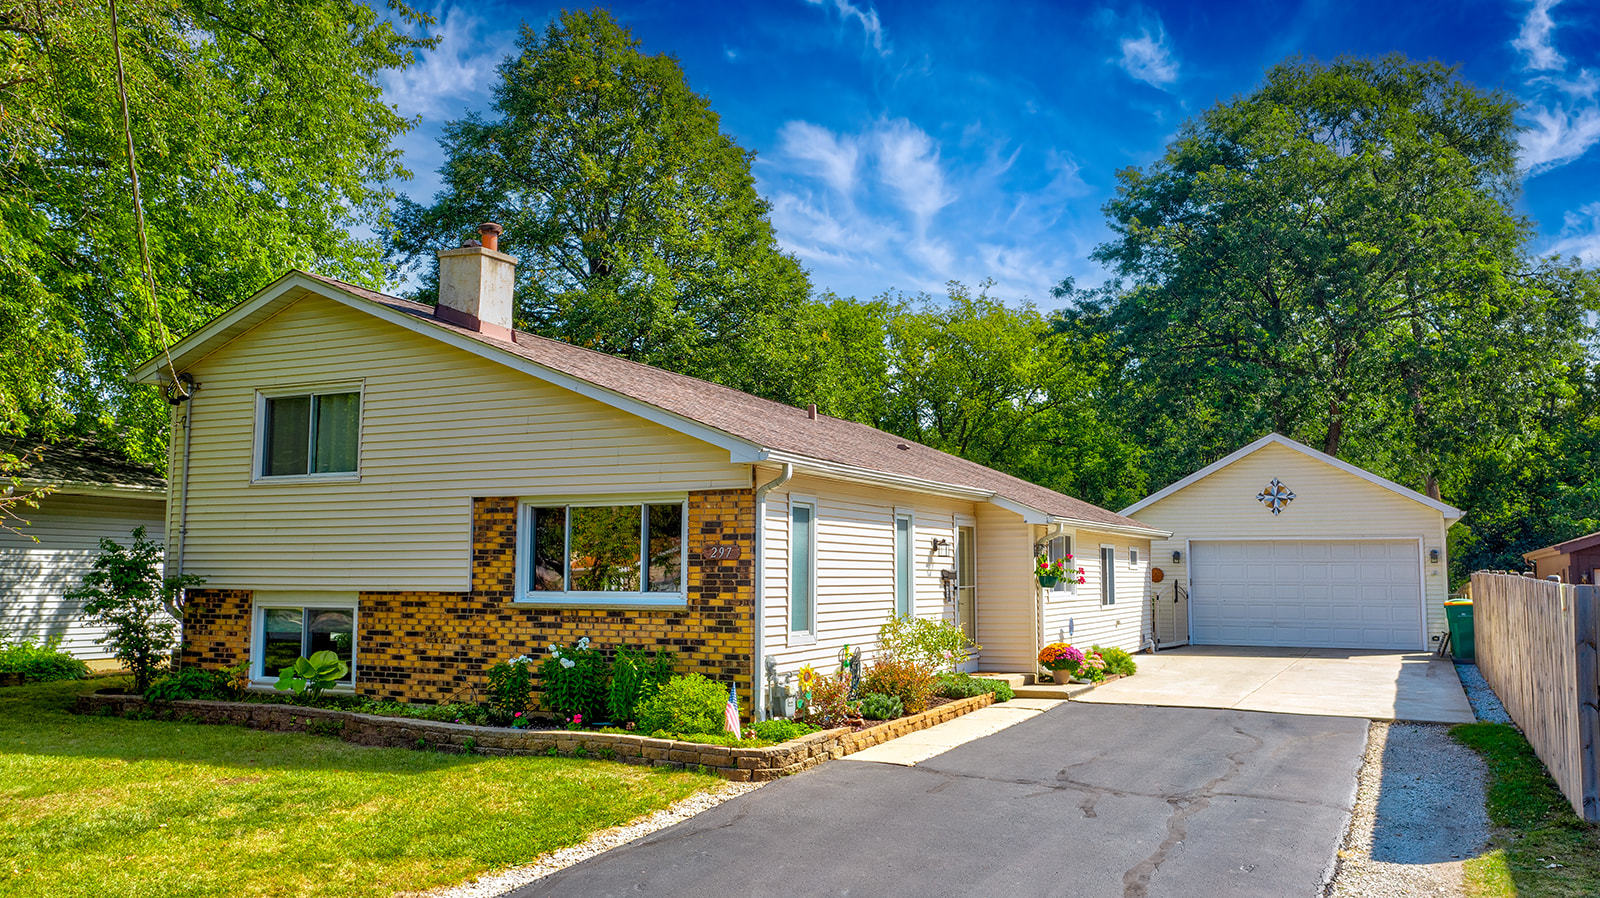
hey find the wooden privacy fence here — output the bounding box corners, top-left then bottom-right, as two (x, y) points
(1470, 572), (1600, 821)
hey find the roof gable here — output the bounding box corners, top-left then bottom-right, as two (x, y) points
(131, 271), (1162, 535)
(1121, 433), (1463, 521)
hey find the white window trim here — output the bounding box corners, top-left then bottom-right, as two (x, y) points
(1100, 544), (1117, 606)
(788, 494), (818, 646)
(513, 495), (689, 608)
(250, 593), (359, 689)
(893, 507), (915, 618)
(1047, 533), (1075, 593)
(251, 381), (365, 484)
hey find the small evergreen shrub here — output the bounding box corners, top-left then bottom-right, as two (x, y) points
(0, 636), (89, 682)
(1091, 645), (1137, 677)
(749, 718), (818, 743)
(538, 637), (609, 722)
(607, 646), (673, 724)
(634, 673), (730, 737)
(858, 692), (903, 721)
(936, 673), (1014, 702)
(145, 667), (233, 702)
(861, 657), (937, 714)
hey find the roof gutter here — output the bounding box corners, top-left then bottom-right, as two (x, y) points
(12, 479), (165, 500)
(751, 462), (793, 722)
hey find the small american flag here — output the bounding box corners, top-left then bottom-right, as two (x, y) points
(724, 683), (741, 739)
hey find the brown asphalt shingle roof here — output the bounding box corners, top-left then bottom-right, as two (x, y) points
(3, 435), (165, 492)
(302, 272), (1159, 532)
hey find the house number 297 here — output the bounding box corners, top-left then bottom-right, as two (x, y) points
(703, 545), (741, 560)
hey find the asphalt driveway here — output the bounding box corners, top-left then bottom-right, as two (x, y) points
(512, 703), (1368, 898)
(1074, 645), (1474, 723)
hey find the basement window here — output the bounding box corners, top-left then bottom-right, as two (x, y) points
(252, 600), (356, 684)
(257, 389), (361, 478)
(516, 499), (687, 606)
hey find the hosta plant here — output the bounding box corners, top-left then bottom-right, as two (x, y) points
(273, 650), (349, 700)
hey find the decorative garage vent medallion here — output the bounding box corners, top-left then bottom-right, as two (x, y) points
(1256, 478), (1296, 515)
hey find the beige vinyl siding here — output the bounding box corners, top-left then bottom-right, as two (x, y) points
(173, 293), (748, 591)
(1, 492), (166, 659)
(761, 473), (981, 682)
(1136, 442), (1452, 645)
(1039, 529), (1153, 655)
(972, 503), (1036, 670)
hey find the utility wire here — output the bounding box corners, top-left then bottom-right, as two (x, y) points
(109, 0), (181, 390)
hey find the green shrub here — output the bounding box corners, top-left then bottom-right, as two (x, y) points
(485, 655), (534, 725)
(68, 526), (202, 692)
(607, 646), (673, 724)
(861, 657), (937, 714)
(634, 673), (730, 737)
(749, 718), (818, 743)
(877, 614), (976, 673)
(936, 673), (1014, 702)
(538, 637), (609, 722)
(145, 667), (233, 702)
(0, 636), (89, 682)
(859, 692), (903, 721)
(796, 664), (859, 727)
(1091, 645), (1137, 677)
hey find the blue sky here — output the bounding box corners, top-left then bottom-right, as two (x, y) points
(380, 0), (1600, 303)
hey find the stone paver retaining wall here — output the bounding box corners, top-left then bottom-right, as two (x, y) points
(76, 691), (995, 781)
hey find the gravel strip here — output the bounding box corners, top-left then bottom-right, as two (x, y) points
(1454, 663), (1513, 725)
(1326, 721), (1489, 898)
(409, 781), (764, 898)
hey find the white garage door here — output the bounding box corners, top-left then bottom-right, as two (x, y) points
(1190, 540), (1423, 650)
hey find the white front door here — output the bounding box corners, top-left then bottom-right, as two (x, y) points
(955, 525), (977, 643)
(1189, 539), (1424, 650)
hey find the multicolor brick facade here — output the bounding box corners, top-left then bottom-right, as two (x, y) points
(181, 489), (757, 714)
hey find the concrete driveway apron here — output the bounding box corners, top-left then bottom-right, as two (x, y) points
(510, 702), (1368, 898)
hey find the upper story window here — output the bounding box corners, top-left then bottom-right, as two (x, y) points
(259, 390), (360, 477)
(517, 499), (686, 606)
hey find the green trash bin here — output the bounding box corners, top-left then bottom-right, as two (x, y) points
(1445, 600), (1475, 662)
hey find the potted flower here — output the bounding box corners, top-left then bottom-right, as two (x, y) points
(1037, 642), (1084, 683)
(1034, 555), (1086, 588)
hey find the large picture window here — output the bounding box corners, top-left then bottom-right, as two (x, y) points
(259, 390), (360, 477)
(255, 604), (355, 683)
(518, 500), (686, 604)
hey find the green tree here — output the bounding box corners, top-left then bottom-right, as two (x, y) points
(69, 526), (202, 692)
(0, 0), (434, 460)
(1085, 55), (1599, 503)
(386, 9), (811, 396)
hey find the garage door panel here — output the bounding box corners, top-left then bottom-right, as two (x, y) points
(1190, 540), (1423, 650)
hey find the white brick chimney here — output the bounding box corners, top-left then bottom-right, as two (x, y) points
(435, 222), (517, 341)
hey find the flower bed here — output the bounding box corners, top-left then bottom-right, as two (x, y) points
(74, 690), (995, 782)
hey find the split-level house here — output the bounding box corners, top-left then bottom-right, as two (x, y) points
(132, 226), (1166, 718)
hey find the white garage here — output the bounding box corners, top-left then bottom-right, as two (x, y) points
(1124, 434), (1463, 652)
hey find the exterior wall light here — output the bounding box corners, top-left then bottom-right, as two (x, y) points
(1171, 550), (1182, 564)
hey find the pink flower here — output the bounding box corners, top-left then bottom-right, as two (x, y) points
(513, 712), (522, 718)
(573, 713), (582, 724)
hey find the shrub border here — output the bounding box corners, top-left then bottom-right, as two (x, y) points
(74, 691), (995, 781)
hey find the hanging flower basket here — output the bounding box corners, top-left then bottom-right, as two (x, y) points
(1034, 555), (1086, 588)
(1037, 574), (1061, 588)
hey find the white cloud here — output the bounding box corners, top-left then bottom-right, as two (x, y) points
(1513, 0), (1566, 72)
(806, 0), (889, 57)
(1520, 102), (1600, 172)
(1118, 24), (1179, 88)
(778, 122), (861, 196)
(379, 5), (509, 118)
(1548, 202), (1600, 264)
(1508, 0), (1600, 175)
(875, 120), (953, 224)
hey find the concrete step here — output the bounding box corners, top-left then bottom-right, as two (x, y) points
(1014, 682), (1097, 699)
(969, 671), (1027, 689)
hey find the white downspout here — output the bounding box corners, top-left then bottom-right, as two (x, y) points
(1035, 522), (1067, 681)
(752, 462), (793, 721)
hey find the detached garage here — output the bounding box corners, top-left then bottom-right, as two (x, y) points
(1123, 434), (1463, 652)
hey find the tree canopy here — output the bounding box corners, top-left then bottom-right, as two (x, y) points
(387, 9), (811, 397)
(1075, 55), (1600, 575)
(0, 0), (433, 461)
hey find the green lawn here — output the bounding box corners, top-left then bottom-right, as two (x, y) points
(0, 678), (721, 898)
(1453, 723), (1600, 898)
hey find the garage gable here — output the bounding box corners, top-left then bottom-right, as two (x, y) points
(1122, 434), (1462, 530)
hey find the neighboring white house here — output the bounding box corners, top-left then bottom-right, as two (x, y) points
(127, 226), (1169, 718)
(1, 438), (167, 665)
(1123, 433), (1463, 652)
